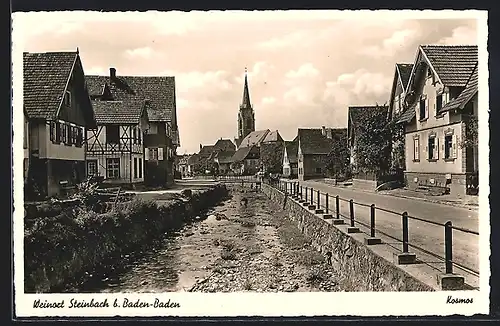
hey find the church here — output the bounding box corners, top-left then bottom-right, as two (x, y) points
(234, 68), (256, 148)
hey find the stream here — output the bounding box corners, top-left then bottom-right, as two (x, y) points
(76, 185), (340, 293)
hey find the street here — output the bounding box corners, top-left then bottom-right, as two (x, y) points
(295, 180), (480, 288)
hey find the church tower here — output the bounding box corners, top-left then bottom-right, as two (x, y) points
(235, 68), (255, 147)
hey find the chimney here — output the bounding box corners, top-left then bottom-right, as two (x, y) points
(200, 144), (202, 151)
(321, 126), (326, 136)
(110, 67), (116, 79)
(326, 128), (332, 139)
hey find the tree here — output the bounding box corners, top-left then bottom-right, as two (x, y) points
(260, 142), (284, 174)
(325, 131), (349, 179)
(460, 115), (478, 149)
(354, 105), (392, 176)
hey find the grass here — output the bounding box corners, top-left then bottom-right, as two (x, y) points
(291, 249), (324, 266)
(305, 268), (327, 284)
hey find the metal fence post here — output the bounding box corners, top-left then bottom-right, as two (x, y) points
(317, 190), (320, 208)
(310, 188), (314, 204)
(445, 221), (453, 274)
(349, 199), (355, 227)
(402, 212), (409, 253)
(300, 185), (303, 198)
(305, 187), (308, 201)
(325, 193), (329, 214)
(335, 195), (340, 219)
(370, 204), (376, 237)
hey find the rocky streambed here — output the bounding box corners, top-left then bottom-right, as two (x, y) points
(80, 184), (340, 293)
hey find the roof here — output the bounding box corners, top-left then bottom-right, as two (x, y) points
(284, 140), (299, 164)
(85, 72), (176, 122)
(187, 154), (199, 165)
(397, 63), (414, 90)
(92, 100), (146, 124)
(440, 63), (478, 113)
(420, 45), (478, 87)
(297, 128), (335, 155)
(231, 145), (257, 162)
(395, 107), (416, 124)
(199, 145), (215, 156)
(213, 138), (236, 152)
(262, 130), (283, 143)
(240, 71), (252, 109)
(215, 150), (236, 164)
(23, 51), (78, 119)
(238, 129), (270, 148)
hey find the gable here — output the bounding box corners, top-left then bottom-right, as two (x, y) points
(23, 51), (78, 120)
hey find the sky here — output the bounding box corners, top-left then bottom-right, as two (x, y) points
(13, 11), (479, 154)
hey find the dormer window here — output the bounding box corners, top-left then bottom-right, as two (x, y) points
(63, 91), (71, 107)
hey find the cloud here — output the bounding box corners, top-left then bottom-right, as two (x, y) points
(124, 47), (155, 59)
(437, 26), (477, 45)
(14, 11), (480, 153)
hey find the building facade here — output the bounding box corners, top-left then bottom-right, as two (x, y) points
(397, 45), (478, 196)
(297, 128), (336, 181)
(282, 139), (298, 178)
(85, 100), (148, 186)
(85, 68), (178, 188)
(23, 51), (95, 199)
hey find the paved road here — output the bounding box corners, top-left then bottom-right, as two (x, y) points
(286, 180), (480, 285)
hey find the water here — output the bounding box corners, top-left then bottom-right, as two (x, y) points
(75, 186), (339, 293)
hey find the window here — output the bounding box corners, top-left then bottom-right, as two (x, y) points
(436, 94), (443, 114)
(71, 126), (78, 145)
(138, 129), (142, 144)
(148, 123), (158, 134)
(419, 97), (426, 120)
(315, 167), (322, 174)
(87, 160), (97, 176)
(428, 135), (438, 160)
(133, 128), (137, 144)
(106, 158), (120, 179)
(75, 127), (83, 147)
(106, 125), (120, 144)
(55, 122), (61, 143)
(299, 167), (303, 175)
(138, 158), (143, 178)
(134, 157), (138, 178)
(413, 137), (420, 161)
(148, 148), (159, 161)
(63, 91), (71, 106)
(60, 123), (67, 144)
(444, 134), (453, 159)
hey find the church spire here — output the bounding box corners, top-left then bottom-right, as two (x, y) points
(241, 67), (252, 108)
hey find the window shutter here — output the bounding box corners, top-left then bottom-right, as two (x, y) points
(452, 135), (457, 159)
(55, 122), (61, 143)
(435, 138), (439, 160)
(158, 147), (164, 160)
(425, 98), (429, 119)
(49, 122), (55, 142)
(144, 148), (149, 161)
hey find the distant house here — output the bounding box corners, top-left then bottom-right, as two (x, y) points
(397, 45), (479, 196)
(86, 99), (149, 186)
(230, 145), (260, 175)
(85, 67), (178, 188)
(23, 108), (30, 182)
(187, 154), (199, 176)
(23, 51), (96, 199)
(297, 127), (337, 181)
(213, 138), (236, 152)
(262, 130), (283, 143)
(282, 139), (299, 178)
(176, 154), (190, 178)
(347, 105), (390, 175)
(387, 63), (414, 171)
(214, 151), (235, 175)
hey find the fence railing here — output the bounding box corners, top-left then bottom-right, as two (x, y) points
(264, 178), (479, 280)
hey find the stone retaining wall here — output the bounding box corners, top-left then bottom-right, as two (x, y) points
(262, 183), (435, 292)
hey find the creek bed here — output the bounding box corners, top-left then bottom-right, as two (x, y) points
(77, 185), (340, 293)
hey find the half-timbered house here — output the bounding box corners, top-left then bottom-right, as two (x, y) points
(85, 68), (178, 188)
(85, 100), (149, 186)
(23, 51), (95, 199)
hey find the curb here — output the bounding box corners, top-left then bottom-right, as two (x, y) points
(310, 180), (479, 211)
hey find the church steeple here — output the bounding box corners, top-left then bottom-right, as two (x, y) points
(241, 67), (252, 109)
(236, 67), (256, 147)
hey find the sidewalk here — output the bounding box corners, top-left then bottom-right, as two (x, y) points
(309, 178), (479, 211)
